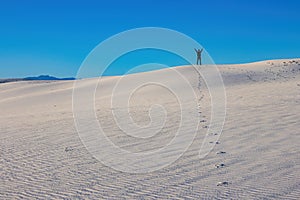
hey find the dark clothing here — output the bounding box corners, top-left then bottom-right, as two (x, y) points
(195, 48), (203, 65)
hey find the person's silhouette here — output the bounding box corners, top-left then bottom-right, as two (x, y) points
(194, 48), (203, 65)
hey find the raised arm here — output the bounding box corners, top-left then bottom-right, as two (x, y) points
(200, 48), (203, 52)
(194, 48), (197, 53)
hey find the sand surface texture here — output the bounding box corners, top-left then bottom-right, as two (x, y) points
(1, 59), (300, 199)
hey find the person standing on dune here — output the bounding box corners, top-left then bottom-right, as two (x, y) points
(194, 48), (203, 65)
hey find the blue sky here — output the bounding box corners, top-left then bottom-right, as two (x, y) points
(0, 0), (299, 78)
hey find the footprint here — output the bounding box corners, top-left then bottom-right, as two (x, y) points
(217, 181), (229, 186)
(200, 120), (206, 123)
(216, 151), (226, 154)
(216, 141), (220, 144)
(65, 147), (73, 152)
(215, 163), (225, 168)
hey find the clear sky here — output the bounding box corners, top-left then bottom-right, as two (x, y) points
(0, 0), (299, 78)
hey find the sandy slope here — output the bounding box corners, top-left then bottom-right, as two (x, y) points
(1, 59), (300, 199)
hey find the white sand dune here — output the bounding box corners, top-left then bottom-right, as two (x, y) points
(1, 59), (300, 199)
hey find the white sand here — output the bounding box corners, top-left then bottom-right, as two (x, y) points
(1, 59), (300, 199)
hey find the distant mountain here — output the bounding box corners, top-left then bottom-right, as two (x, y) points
(23, 75), (75, 81)
(0, 75), (76, 84)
